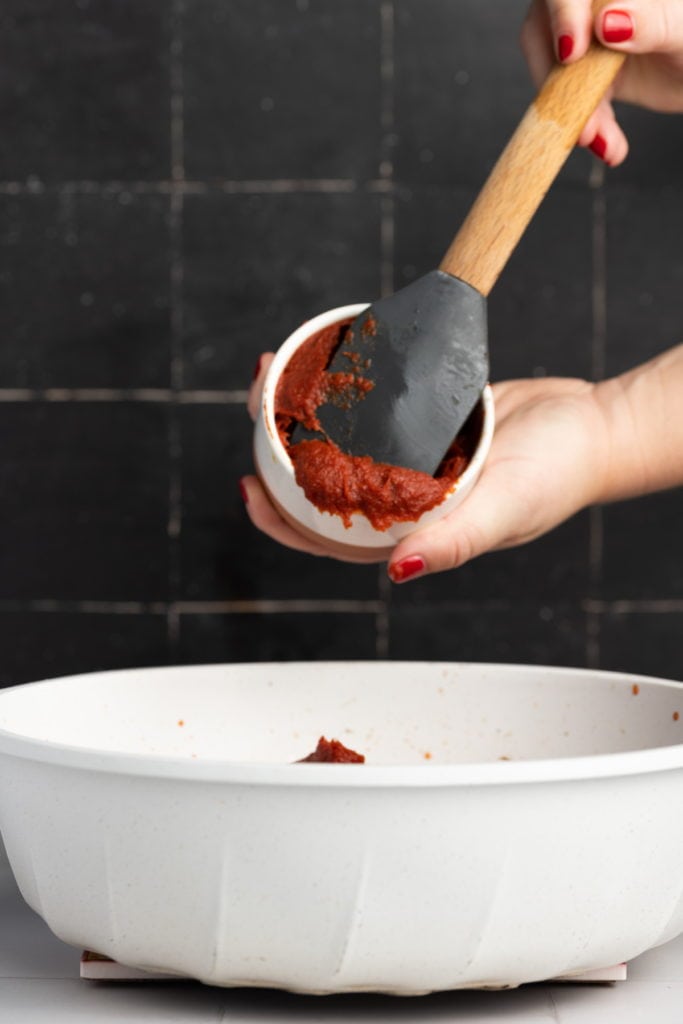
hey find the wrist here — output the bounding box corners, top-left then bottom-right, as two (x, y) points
(592, 345), (683, 504)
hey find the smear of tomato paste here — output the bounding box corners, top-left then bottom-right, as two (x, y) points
(275, 319), (478, 531)
(296, 736), (365, 763)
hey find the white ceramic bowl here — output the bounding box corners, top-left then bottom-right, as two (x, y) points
(1, 662), (683, 994)
(254, 305), (495, 558)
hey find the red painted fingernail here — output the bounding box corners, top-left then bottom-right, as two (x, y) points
(239, 478), (249, 504)
(252, 355), (263, 381)
(589, 133), (608, 161)
(388, 555), (426, 584)
(602, 9), (633, 43)
(558, 34), (574, 61)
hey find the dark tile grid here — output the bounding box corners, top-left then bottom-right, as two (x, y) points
(387, 0), (682, 678)
(0, 0), (388, 686)
(0, 0), (680, 686)
(593, 95), (683, 680)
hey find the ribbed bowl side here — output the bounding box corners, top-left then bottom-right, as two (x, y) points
(2, 753), (683, 992)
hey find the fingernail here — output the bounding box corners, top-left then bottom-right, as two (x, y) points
(251, 355), (263, 381)
(388, 555), (426, 584)
(602, 9), (634, 43)
(558, 34), (574, 61)
(589, 133), (608, 161)
(239, 478), (249, 504)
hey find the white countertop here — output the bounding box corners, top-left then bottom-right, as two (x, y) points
(1, 859), (682, 1024)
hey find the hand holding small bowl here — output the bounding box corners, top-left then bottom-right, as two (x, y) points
(245, 305), (495, 563)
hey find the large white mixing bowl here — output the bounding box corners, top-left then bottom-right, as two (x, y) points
(0, 661), (682, 994)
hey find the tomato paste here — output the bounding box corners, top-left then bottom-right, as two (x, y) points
(275, 320), (480, 531)
(296, 736), (365, 763)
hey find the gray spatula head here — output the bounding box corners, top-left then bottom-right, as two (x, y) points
(301, 271), (488, 476)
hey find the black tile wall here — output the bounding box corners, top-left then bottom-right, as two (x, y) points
(0, 612), (168, 687)
(0, 193), (171, 388)
(607, 107), (683, 189)
(394, 185), (595, 381)
(0, 1), (172, 181)
(604, 186), (683, 377)
(488, 186), (595, 381)
(178, 612), (378, 663)
(0, 1), (680, 689)
(389, 604), (588, 667)
(602, 491), (683, 601)
(183, 0), (382, 181)
(393, 0), (590, 189)
(599, 611), (683, 681)
(390, 513), (591, 607)
(180, 404), (380, 600)
(182, 191), (383, 390)
(0, 403), (169, 602)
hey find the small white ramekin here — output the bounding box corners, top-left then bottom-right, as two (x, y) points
(253, 304), (494, 559)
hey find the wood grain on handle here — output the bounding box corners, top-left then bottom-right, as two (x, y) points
(439, 44), (625, 297)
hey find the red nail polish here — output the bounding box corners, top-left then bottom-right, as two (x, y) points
(589, 133), (608, 161)
(602, 9), (633, 43)
(558, 34), (574, 61)
(239, 478), (249, 504)
(252, 355), (263, 381)
(388, 555), (426, 583)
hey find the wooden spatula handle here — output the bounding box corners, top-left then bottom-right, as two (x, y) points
(439, 7), (625, 297)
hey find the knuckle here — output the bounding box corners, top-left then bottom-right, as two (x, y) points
(449, 521), (488, 569)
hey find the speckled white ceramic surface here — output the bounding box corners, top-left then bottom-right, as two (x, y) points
(0, 662), (683, 994)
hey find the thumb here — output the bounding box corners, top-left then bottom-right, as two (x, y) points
(387, 472), (538, 583)
(596, 1), (683, 54)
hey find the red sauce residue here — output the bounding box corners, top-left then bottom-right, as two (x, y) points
(275, 320), (479, 530)
(296, 736), (365, 763)
(632, 684), (640, 696)
(275, 321), (372, 435)
(361, 313), (377, 338)
(674, 712), (680, 722)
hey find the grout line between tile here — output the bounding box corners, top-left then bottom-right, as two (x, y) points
(221, 179), (357, 194)
(380, 195), (395, 300)
(1, 599), (678, 616)
(584, 599), (683, 614)
(170, 9), (185, 186)
(588, 162), (607, 665)
(379, 0), (395, 301)
(173, 600), (384, 615)
(0, 179), (372, 196)
(586, 606), (600, 668)
(379, 1), (395, 181)
(0, 600), (385, 615)
(0, 600), (168, 615)
(167, 0), (186, 658)
(376, 573), (391, 659)
(374, 0), (396, 659)
(0, 389), (248, 404)
(181, 389), (248, 404)
(590, 161), (607, 382)
(589, 504), (603, 593)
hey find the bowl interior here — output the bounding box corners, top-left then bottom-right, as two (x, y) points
(0, 662), (681, 765)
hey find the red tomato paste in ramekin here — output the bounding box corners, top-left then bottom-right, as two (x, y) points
(274, 319), (480, 531)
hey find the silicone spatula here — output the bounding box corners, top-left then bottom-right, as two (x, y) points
(306, 11), (624, 475)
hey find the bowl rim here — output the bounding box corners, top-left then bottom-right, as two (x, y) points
(260, 304), (369, 475)
(259, 305), (495, 494)
(0, 662), (682, 787)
